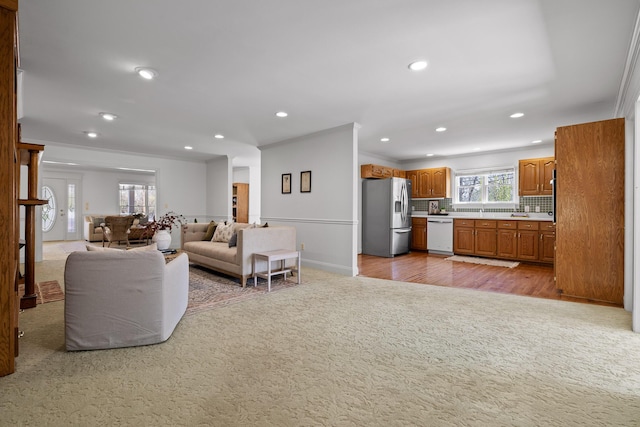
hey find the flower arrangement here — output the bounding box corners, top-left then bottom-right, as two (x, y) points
(148, 211), (186, 232)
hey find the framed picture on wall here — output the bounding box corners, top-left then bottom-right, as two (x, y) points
(282, 173), (291, 194)
(300, 171), (311, 193)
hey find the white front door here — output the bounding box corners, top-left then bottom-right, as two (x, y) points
(42, 177), (79, 241)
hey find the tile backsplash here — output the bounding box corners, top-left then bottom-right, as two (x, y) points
(412, 196), (553, 214)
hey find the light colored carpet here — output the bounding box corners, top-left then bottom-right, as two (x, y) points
(446, 254), (520, 268)
(2, 267), (640, 426)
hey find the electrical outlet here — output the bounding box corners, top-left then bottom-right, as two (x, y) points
(301, 243), (305, 251)
(535, 206), (540, 212)
(524, 206), (530, 213)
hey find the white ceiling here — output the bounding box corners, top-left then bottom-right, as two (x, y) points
(17, 0), (640, 167)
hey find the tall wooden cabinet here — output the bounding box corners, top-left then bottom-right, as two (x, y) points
(232, 183), (249, 223)
(555, 118), (624, 304)
(1, 0), (19, 377)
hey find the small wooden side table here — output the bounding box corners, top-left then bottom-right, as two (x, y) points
(252, 249), (301, 292)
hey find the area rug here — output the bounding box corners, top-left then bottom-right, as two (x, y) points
(445, 255), (520, 268)
(17, 280), (65, 305)
(185, 266), (299, 316)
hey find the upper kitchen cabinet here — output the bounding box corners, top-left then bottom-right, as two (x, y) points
(360, 164), (405, 179)
(519, 157), (554, 196)
(415, 167), (451, 199)
(406, 170), (419, 198)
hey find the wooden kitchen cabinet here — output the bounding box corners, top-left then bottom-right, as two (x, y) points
(412, 167), (451, 198)
(516, 221), (539, 261)
(519, 157), (555, 196)
(555, 118), (624, 304)
(539, 222), (556, 263)
(406, 170), (419, 198)
(411, 217), (427, 250)
(453, 219), (475, 255)
(474, 220), (497, 257)
(361, 164), (404, 179)
(497, 221), (517, 258)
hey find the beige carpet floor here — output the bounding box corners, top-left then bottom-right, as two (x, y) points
(2, 263), (640, 426)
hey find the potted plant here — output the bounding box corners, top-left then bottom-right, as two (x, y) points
(148, 211), (186, 250)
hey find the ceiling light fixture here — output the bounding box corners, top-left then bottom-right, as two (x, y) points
(99, 112), (117, 121)
(426, 153), (435, 157)
(275, 111), (288, 118)
(84, 131), (98, 138)
(435, 127), (447, 132)
(510, 112), (524, 118)
(42, 160), (78, 166)
(408, 60), (428, 71)
(214, 134), (225, 139)
(135, 67), (158, 80)
(184, 146), (193, 150)
(531, 139), (542, 144)
(380, 137), (390, 143)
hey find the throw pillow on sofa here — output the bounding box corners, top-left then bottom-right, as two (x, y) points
(202, 221), (218, 241)
(212, 222), (234, 243)
(228, 232), (238, 248)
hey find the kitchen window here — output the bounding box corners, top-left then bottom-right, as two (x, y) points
(453, 167), (517, 207)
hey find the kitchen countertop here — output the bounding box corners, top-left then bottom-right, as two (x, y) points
(411, 211), (554, 221)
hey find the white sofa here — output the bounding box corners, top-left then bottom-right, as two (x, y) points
(181, 222), (297, 287)
(64, 249), (189, 351)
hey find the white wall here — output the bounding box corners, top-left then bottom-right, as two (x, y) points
(400, 144), (555, 171)
(207, 156), (232, 222)
(261, 123), (359, 276)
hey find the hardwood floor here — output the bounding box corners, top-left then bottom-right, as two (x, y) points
(358, 252), (622, 307)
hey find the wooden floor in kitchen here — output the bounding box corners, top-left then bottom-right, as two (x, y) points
(358, 251), (622, 307)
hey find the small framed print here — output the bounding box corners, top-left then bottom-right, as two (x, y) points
(300, 171), (311, 193)
(428, 200), (440, 214)
(282, 173), (292, 194)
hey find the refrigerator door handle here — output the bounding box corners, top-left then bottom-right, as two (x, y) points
(394, 229), (412, 233)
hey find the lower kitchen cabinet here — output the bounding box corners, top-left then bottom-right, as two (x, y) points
(411, 217), (427, 250)
(539, 223), (556, 263)
(516, 221), (539, 261)
(454, 218), (554, 264)
(453, 219), (475, 254)
(474, 220), (497, 257)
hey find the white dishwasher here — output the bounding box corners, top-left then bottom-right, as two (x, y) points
(427, 217), (454, 255)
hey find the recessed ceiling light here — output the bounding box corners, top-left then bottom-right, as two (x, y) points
(435, 127), (447, 132)
(184, 146), (193, 150)
(531, 139), (542, 144)
(84, 131), (98, 138)
(473, 147), (481, 151)
(275, 111), (288, 118)
(117, 167), (155, 173)
(408, 60), (428, 71)
(380, 137), (390, 143)
(426, 153), (435, 157)
(99, 112), (117, 121)
(135, 67), (158, 80)
(510, 112), (524, 118)
(42, 160), (78, 166)
(214, 134), (224, 139)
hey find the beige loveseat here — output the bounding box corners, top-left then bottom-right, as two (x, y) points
(64, 249), (189, 351)
(181, 222), (296, 287)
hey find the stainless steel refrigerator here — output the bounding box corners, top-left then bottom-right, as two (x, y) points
(362, 177), (412, 257)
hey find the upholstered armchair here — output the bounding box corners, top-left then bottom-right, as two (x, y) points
(64, 249), (189, 351)
(102, 215), (135, 247)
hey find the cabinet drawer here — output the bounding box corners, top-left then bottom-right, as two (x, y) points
(474, 220), (497, 229)
(539, 222), (556, 231)
(412, 217), (427, 226)
(454, 219), (475, 227)
(517, 221), (539, 230)
(497, 220), (516, 229)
